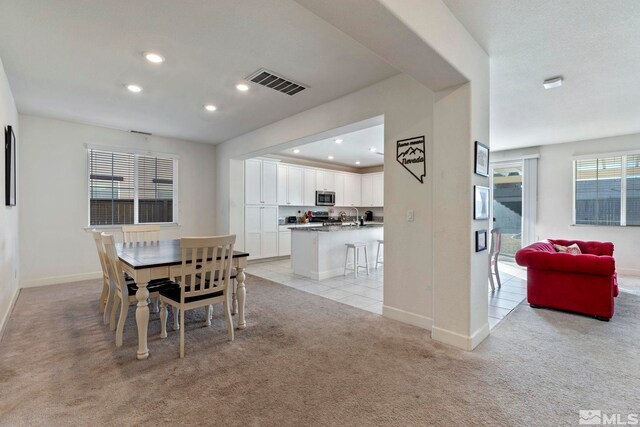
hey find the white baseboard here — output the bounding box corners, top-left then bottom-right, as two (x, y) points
(20, 271), (102, 289)
(617, 267), (640, 276)
(0, 287), (20, 342)
(431, 322), (490, 351)
(382, 305), (433, 330)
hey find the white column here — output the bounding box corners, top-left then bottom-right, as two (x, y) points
(522, 158), (538, 246)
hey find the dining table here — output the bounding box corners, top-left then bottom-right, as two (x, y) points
(117, 239), (249, 360)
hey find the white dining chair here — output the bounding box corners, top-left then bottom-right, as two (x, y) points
(122, 224), (162, 312)
(122, 224), (161, 244)
(91, 230), (112, 324)
(102, 232), (176, 347)
(159, 235), (237, 358)
(489, 228), (502, 291)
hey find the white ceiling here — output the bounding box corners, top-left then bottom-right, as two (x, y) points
(0, 0), (398, 144)
(443, 0), (640, 150)
(278, 124), (384, 168)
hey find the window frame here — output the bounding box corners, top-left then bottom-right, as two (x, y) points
(573, 151), (640, 227)
(86, 146), (179, 227)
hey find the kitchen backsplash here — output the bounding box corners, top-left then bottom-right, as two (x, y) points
(278, 206), (384, 221)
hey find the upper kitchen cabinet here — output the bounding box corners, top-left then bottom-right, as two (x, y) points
(334, 173), (345, 206)
(361, 173), (384, 207)
(303, 168), (316, 206)
(361, 174), (374, 206)
(372, 173), (384, 206)
(245, 159), (278, 205)
(343, 173), (362, 206)
(316, 170), (335, 192)
(277, 164), (304, 206)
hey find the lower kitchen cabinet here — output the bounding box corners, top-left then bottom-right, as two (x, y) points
(245, 205), (278, 259)
(278, 231), (291, 256)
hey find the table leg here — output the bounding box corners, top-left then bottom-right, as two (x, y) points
(231, 279), (238, 315)
(236, 267), (246, 329)
(135, 282), (150, 360)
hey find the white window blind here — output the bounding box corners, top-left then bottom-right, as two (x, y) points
(88, 149), (177, 226)
(574, 155), (635, 226)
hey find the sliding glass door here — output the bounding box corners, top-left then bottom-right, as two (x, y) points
(492, 163), (523, 257)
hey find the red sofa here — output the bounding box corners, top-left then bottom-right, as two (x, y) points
(515, 239), (618, 320)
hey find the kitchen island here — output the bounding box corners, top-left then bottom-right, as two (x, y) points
(291, 224), (383, 280)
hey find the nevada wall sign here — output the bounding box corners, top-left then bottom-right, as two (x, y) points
(396, 136), (426, 183)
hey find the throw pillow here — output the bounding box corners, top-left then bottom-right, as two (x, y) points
(567, 243), (582, 255)
(553, 243), (582, 254)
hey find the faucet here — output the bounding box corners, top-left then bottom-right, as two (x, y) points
(349, 207), (359, 226)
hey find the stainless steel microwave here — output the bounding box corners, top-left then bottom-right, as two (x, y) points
(315, 191), (335, 206)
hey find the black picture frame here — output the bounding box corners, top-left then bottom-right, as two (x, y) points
(474, 185), (490, 220)
(475, 229), (487, 252)
(474, 141), (489, 177)
(5, 125), (16, 206)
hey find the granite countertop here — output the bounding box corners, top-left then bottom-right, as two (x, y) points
(290, 223), (384, 232)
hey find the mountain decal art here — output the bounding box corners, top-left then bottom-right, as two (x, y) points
(396, 136), (426, 183)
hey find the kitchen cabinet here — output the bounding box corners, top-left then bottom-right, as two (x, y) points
(303, 168), (316, 206)
(360, 173), (384, 207)
(361, 174), (373, 206)
(316, 170), (335, 192)
(277, 164), (304, 206)
(245, 159), (277, 205)
(278, 231), (291, 256)
(245, 205), (278, 259)
(343, 173), (362, 206)
(372, 173), (384, 206)
(334, 173), (345, 206)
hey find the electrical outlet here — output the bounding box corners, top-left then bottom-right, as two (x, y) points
(407, 209), (414, 222)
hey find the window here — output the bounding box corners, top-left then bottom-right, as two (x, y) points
(88, 149), (177, 226)
(575, 154), (639, 226)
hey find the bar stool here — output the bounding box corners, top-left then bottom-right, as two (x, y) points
(375, 240), (384, 269)
(344, 242), (369, 278)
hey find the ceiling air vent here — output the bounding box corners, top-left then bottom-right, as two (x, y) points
(246, 68), (307, 96)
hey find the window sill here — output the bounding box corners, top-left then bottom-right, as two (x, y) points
(84, 223), (181, 232)
(570, 224), (638, 228)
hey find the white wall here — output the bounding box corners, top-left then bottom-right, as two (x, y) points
(18, 115), (216, 287)
(217, 74), (437, 327)
(0, 57), (19, 334)
(494, 133), (640, 274)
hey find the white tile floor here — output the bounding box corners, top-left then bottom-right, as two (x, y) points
(247, 257), (527, 328)
(246, 257), (384, 314)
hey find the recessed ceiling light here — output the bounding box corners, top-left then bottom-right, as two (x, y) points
(328, 155), (334, 160)
(355, 161), (361, 165)
(236, 83), (249, 92)
(335, 139), (343, 144)
(204, 104), (217, 112)
(144, 52), (164, 64)
(543, 76), (563, 90)
(293, 149), (300, 154)
(126, 84), (142, 93)
(369, 147), (377, 152)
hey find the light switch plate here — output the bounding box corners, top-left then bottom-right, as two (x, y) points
(407, 209), (414, 222)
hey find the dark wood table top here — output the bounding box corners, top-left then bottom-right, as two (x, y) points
(117, 239), (249, 269)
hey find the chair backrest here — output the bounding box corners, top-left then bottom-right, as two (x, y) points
(122, 224), (161, 244)
(91, 229), (109, 279)
(490, 228), (502, 259)
(177, 235), (236, 303)
(102, 232), (129, 299)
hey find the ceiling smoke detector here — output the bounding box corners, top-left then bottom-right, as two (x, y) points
(543, 76), (563, 90)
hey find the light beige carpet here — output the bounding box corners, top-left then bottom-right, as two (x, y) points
(1, 275), (639, 426)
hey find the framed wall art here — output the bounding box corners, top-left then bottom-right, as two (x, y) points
(474, 185), (489, 220)
(474, 141), (489, 177)
(475, 229), (487, 252)
(5, 125), (16, 206)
